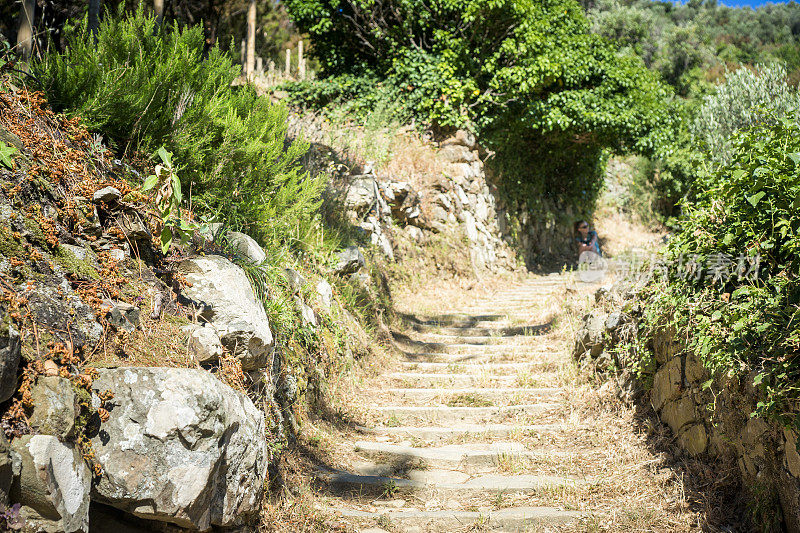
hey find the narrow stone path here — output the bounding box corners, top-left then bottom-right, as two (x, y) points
(309, 274), (697, 532)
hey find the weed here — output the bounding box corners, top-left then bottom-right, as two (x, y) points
(446, 394), (493, 407)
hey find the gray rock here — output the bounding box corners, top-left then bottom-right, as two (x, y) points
(463, 211), (478, 242)
(105, 301), (140, 334)
(0, 432), (11, 505)
(29, 377), (78, 440)
(0, 308), (21, 403)
(226, 232), (266, 264)
(11, 435), (91, 533)
(574, 310), (607, 359)
(26, 281), (102, 352)
(295, 297), (317, 328)
(179, 255), (274, 370)
(187, 325), (223, 364)
(60, 244), (88, 262)
(440, 129), (477, 150)
(316, 279), (333, 309)
(90, 367), (267, 530)
(108, 248), (125, 262)
(285, 269), (306, 295)
(439, 145), (477, 164)
(334, 247), (366, 276)
(115, 209), (150, 241)
(405, 226), (424, 241)
(344, 176), (379, 216)
(92, 187), (121, 204)
(430, 205), (449, 223)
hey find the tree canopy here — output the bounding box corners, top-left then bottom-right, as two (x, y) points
(284, 0), (675, 206)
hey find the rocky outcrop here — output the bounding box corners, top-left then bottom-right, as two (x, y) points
(90, 367), (267, 530)
(179, 254), (274, 370)
(11, 435), (91, 533)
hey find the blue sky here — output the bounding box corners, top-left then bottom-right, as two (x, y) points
(713, 0), (794, 8)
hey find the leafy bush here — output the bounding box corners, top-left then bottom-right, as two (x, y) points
(34, 7), (322, 251)
(691, 63), (800, 166)
(283, 0), (674, 211)
(647, 116), (800, 425)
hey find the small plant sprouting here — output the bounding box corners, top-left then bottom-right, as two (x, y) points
(141, 147), (202, 254)
(0, 141), (17, 169)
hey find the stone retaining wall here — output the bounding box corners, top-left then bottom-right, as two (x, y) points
(576, 295), (800, 530)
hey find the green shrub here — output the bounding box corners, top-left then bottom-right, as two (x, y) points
(691, 63), (800, 166)
(647, 115), (800, 426)
(34, 7), (322, 251)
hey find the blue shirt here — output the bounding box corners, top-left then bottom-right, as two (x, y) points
(576, 230), (601, 255)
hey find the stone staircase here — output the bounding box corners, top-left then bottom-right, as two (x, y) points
(316, 276), (589, 532)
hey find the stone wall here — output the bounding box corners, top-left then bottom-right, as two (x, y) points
(304, 120), (579, 272)
(575, 288), (800, 530)
(328, 128), (518, 273)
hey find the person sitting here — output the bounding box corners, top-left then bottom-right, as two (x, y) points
(574, 220), (601, 256)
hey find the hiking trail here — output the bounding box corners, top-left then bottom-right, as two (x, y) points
(305, 273), (698, 532)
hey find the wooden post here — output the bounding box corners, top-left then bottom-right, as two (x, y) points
(298, 40), (305, 80)
(153, 0), (164, 24)
(256, 56), (263, 74)
(16, 0), (36, 61)
(245, 0), (256, 79)
(88, 0), (102, 38)
(285, 48), (291, 77)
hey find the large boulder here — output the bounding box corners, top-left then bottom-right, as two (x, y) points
(179, 255), (273, 370)
(11, 435), (91, 533)
(90, 367), (267, 530)
(0, 308), (20, 403)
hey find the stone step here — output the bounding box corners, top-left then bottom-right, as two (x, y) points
(405, 332), (550, 344)
(385, 372), (553, 389)
(401, 352), (561, 366)
(358, 423), (568, 440)
(400, 343), (551, 355)
(408, 324), (544, 336)
(399, 361), (556, 374)
(369, 387), (560, 403)
(373, 403), (556, 424)
(398, 313), (506, 327)
(317, 467), (581, 495)
(334, 506), (580, 530)
(353, 440), (558, 469)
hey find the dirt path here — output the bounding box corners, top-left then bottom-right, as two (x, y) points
(306, 273), (706, 532)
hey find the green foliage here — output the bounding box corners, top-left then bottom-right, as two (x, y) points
(647, 116), (800, 426)
(34, 7), (322, 252)
(141, 147), (201, 254)
(587, 0), (800, 98)
(692, 64), (800, 166)
(0, 141), (16, 169)
(283, 0), (674, 211)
